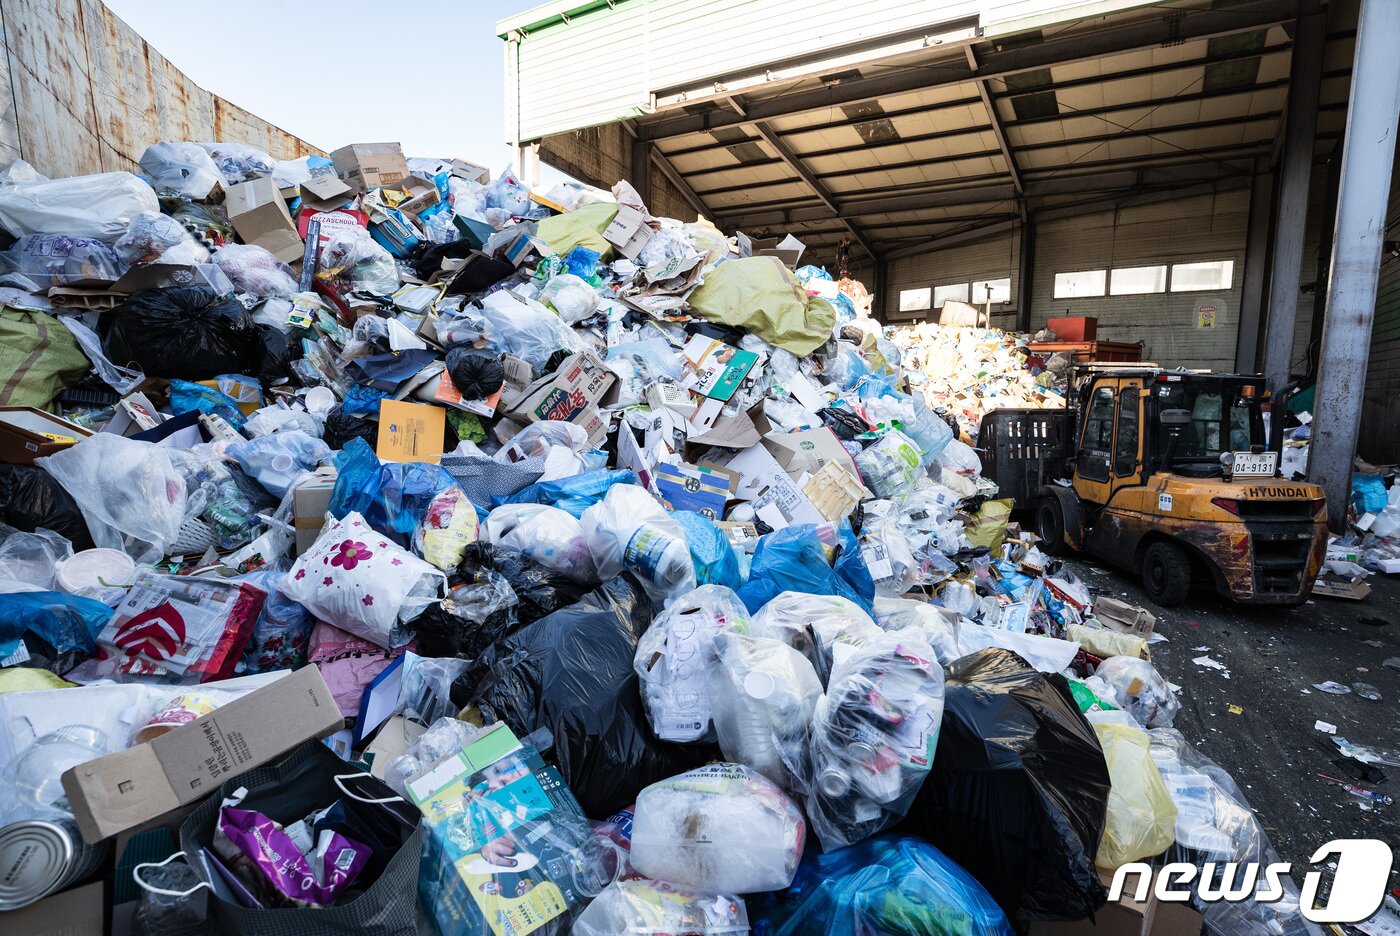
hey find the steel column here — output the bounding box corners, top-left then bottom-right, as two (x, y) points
(1236, 159), (1274, 373)
(1016, 207), (1035, 333)
(1307, 0), (1400, 531)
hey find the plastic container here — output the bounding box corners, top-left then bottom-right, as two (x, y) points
(54, 548), (137, 599)
(854, 430), (923, 498)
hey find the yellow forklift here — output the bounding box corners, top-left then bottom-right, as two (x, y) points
(979, 365), (1328, 607)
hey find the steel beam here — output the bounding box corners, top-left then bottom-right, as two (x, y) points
(650, 149), (715, 223)
(634, 0), (1304, 143)
(1016, 207), (1035, 332)
(1235, 159), (1274, 373)
(966, 45), (1022, 193)
(750, 121), (878, 260)
(1262, 11), (1326, 394)
(1308, 0), (1400, 531)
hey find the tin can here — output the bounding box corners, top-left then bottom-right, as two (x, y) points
(0, 816), (107, 910)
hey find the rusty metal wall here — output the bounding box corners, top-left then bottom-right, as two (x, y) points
(0, 0), (320, 179)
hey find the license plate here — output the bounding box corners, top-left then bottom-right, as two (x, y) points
(1231, 451), (1277, 477)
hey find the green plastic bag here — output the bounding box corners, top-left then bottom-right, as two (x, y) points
(537, 202), (619, 258)
(0, 308), (90, 409)
(686, 257), (836, 356)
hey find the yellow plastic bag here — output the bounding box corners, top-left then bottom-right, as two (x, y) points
(536, 202), (619, 258)
(1093, 720), (1177, 869)
(686, 256), (836, 356)
(963, 498), (1012, 551)
(1066, 624), (1151, 661)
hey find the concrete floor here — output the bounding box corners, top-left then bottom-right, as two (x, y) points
(1066, 557), (1400, 901)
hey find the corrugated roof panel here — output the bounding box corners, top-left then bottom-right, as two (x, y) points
(705, 181), (815, 209)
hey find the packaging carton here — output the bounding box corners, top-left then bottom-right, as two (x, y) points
(293, 466), (338, 556)
(224, 177), (303, 264)
(61, 666), (343, 843)
(297, 174), (355, 213)
(3, 880), (104, 935)
(736, 231), (805, 267)
(1094, 596), (1157, 638)
(603, 205), (654, 259)
(502, 348), (615, 447)
(331, 142), (410, 192)
(0, 406), (93, 463)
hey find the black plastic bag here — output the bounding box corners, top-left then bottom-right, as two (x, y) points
(0, 463), (94, 550)
(454, 574), (714, 818)
(458, 542), (588, 626)
(323, 407), (379, 450)
(101, 287), (261, 379)
(256, 323), (294, 386)
(444, 348), (504, 400)
(900, 648), (1109, 923)
(411, 566), (521, 662)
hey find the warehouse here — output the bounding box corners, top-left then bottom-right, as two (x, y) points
(498, 0), (1399, 505)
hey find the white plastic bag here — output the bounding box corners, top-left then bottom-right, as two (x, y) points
(38, 434), (187, 565)
(212, 244), (298, 297)
(749, 591), (881, 679)
(283, 512), (445, 649)
(477, 290), (581, 372)
(138, 142), (223, 200)
(633, 585), (750, 742)
(573, 879), (748, 936)
(582, 483), (695, 601)
(540, 273), (600, 323)
(631, 763), (805, 894)
(114, 211), (209, 266)
(0, 172), (160, 242)
(481, 503), (596, 582)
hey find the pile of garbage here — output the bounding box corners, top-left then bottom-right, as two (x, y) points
(0, 138), (1315, 936)
(887, 320), (1066, 439)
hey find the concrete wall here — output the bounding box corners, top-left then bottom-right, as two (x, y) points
(0, 0), (319, 180)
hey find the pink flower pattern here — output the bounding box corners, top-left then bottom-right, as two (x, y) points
(294, 569), (306, 580)
(362, 595), (374, 607)
(330, 539), (373, 571)
(323, 576), (334, 586)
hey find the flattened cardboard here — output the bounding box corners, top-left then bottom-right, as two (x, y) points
(298, 175), (355, 213)
(603, 204), (654, 259)
(803, 460), (870, 522)
(377, 398), (446, 464)
(0, 406), (93, 463)
(61, 666), (343, 843)
(760, 425), (862, 482)
(1094, 596), (1156, 638)
(4, 880), (104, 935)
(331, 142), (410, 192)
(682, 335), (760, 402)
(224, 177), (304, 264)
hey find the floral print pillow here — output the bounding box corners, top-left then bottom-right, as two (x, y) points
(284, 511), (445, 649)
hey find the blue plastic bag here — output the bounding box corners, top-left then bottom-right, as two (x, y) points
(169, 378), (246, 429)
(750, 834), (1013, 936)
(0, 591), (111, 659)
(1351, 473), (1388, 515)
(237, 570), (312, 673)
(328, 437), (459, 546)
(737, 522), (874, 614)
(341, 382), (389, 417)
(502, 469), (638, 517)
(671, 510), (743, 591)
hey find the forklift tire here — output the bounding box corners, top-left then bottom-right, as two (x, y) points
(1036, 498), (1068, 556)
(1142, 540), (1192, 608)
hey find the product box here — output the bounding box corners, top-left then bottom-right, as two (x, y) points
(392, 175), (441, 216)
(682, 335), (760, 403)
(102, 392), (164, 436)
(331, 142), (410, 192)
(3, 880), (104, 935)
(759, 423), (862, 483)
(502, 348), (615, 447)
(62, 666), (343, 843)
(0, 406), (93, 463)
(224, 177), (304, 264)
(655, 460), (739, 520)
(736, 231), (805, 267)
(1046, 315), (1098, 342)
(292, 466), (338, 556)
(448, 159), (491, 184)
(603, 204), (653, 259)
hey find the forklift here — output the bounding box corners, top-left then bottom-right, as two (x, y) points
(978, 365), (1328, 607)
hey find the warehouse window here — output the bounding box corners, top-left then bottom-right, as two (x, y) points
(1170, 260), (1234, 292)
(933, 282), (970, 307)
(898, 287), (931, 313)
(972, 278), (1012, 304)
(1110, 265), (1167, 295)
(1053, 270), (1106, 299)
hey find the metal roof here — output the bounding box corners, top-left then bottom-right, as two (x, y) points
(607, 0), (1358, 265)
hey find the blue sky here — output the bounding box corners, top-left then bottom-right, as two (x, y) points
(101, 0), (541, 174)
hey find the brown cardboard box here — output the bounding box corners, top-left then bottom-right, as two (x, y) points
(502, 348), (616, 447)
(449, 159), (491, 184)
(224, 177), (304, 264)
(331, 142), (410, 192)
(298, 174), (356, 213)
(736, 231), (805, 267)
(603, 205), (654, 259)
(4, 880), (105, 935)
(61, 666), (343, 843)
(394, 176), (441, 216)
(0, 406), (93, 463)
(293, 466), (338, 556)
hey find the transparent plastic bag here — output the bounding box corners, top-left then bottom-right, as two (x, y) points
(316, 225), (400, 296)
(1096, 656), (1180, 728)
(197, 142), (276, 185)
(0, 234), (126, 287)
(1093, 720), (1177, 869)
(114, 211), (210, 265)
(132, 853), (210, 936)
(749, 591), (881, 680)
(854, 430), (923, 498)
(38, 434), (188, 565)
(413, 485), (479, 571)
(873, 596), (962, 666)
(0, 170), (160, 242)
(0, 525), (72, 591)
(477, 290), (580, 372)
(139, 142), (223, 199)
(581, 483), (696, 602)
(237, 570), (312, 674)
(573, 879), (748, 936)
(481, 503), (596, 582)
(383, 716), (484, 797)
(212, 243), (298, 297)
(539, 273), (600, 323)
(632, 584), (750, 742)
(708, 632), (823, 794)
(806, 630), (944, 850)
(226, 431), (331, 499)
(631, 763), (805, 894)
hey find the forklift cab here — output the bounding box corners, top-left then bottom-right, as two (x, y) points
(1039, 367), (1327, 607)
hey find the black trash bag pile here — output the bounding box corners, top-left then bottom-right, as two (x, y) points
(101, 286), (262, 379)
(0, 463), (95, 550)
(452, 573), (715, 818)
(901, 647), (1110, 923)
(322, 406), (379, 450)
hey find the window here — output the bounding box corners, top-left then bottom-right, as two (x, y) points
(898, 287), (931, 313)
(933, 282), (970, 307)
(1078, 386), (1116, 482)
(1110, 265), (1167, 296)
(1115, 388), (1140, 477)
(1155, 386), (1256, 460)
(972, 277), (1012, 304)
(1054, 270), (1107, 299)
(1170, 259), (1234, 292)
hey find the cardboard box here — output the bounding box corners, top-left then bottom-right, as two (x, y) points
(293, 466), (338, 556)
(502, 348), (616, 447)
(298, 174), (355, 213)
(1047, 315), (1098, 341)
(1094, 596), (1156, 638)
(62, 666), (343, 843)
(377, 399), (446, 464)
(0, 406), (94, 463)
(760, 425), (862, 483)
(655, 461), (739, 520)
(109, 262), (234, 294)
(391, 176), (441, 216)
(683, 335), (760, 402)
(331, 142), (410, 192)
(46, 286), (124, 310)
(448, 159), (490, 184)
(224, 177), (304, 264)
(3, 880), (105, 935)
(736, 231), (805, 267)
(102, 392), (164, 436)
(603, 205), (654, 259)
(1312, 575), (1371, 600)
(1027, 870), (1203, 936)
